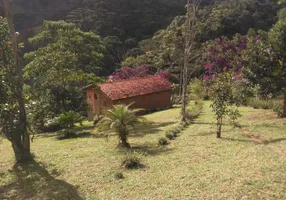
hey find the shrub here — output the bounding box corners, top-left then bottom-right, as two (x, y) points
(93, 115), (103, 125)
(158, 137), (168, 146)
(203, 95), (210, 100)
(97, 104), (147, 148)
(177, 124), (184, 131)
(42, 118), (61, 133)
(179, 120), (189, 128)
(57, 129), (77, 140)
(247, 98), (283, 117)
(122, 150), (143, 169)
(188, 78), (206, 100)
(165, 132), (174, 140)
(187, 100), (204, 120)
(172, 131), (179, 138)
(114, 172), (124, 180)
(56, 111), (84, 128)
(273, 103), (283, 118)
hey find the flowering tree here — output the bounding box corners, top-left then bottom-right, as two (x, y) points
(109, 65), (170, 81)
(203, 36), (248, 81)
(203, 36), (248, 137)
(109, 65), (149, 80)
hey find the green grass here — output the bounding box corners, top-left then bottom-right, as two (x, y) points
(1, 102), (286, 200)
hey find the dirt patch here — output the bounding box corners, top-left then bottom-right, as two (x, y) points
(246, 111), (278, 121)
(241, 132), (267, 144)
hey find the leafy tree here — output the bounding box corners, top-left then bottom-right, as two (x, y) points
(98, 104), (147, 148)
(181, 0), (205, 121)
(268, 20), (286, 117)
(242, 27), (286, 117)
(101, 36), (141, 74)
(109, 65), (149, 81)
(0, 1), (31, 162)
(24, 21), (104, 127)
(210, 73), (241, 138)
(203, 35), (246, 137)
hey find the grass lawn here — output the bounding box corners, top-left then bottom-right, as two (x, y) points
(0, 102), (286, 200)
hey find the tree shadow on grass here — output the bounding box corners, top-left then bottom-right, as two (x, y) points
(131, 121), (177, 138)
(0, 160), (83, 200)
(220, 137), (253, 143)
(264, 138), (286, 145)
(130, 144), (175, 156)
(191, 121), (215, 126)
(240, 123), (284, 129)
(36, 126), (96, 139)
(191, 131), (215, 137)
(220, 137), (286, 145)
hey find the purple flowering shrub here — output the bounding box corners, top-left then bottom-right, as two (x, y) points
(203, 36), (249, 81)
(109, 65), (170, 81)
(156, 70), (171, 79)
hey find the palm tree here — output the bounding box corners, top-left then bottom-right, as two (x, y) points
(97, 104), (147, 148)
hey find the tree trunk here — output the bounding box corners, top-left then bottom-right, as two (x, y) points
(12, 133), (32, 162)
(179, 67), (183, 97)
(217, 117), (222, 138)
(283, 93), (286, 118)
(181, 1), (191, 122)
(181, 50), (189, 121)
(4, 0), (32, 162)
(119, 130), (131, 149)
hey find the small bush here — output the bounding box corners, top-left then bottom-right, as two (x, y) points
(56, 111), (84, 128)
(42, 119), (61, 133)
(158, 137), (168, 146)
(247, 98), (283, 117)
(122, 150), (143, 169)
(165, 132), (174, 140)
(172, 131), (179, 138)
(187, 100), (204, 120)
(93, 115), (103, 125)
(188, 78), (207, 100)
(273, 103), (283, 118)
(177, 124), (184, 131)
(114, 172), (124, 180)
(203, 95), (210, 100)
(57, 129), (77, 140)
(174, 127), (181, 133)
(179, 121), (188, 128)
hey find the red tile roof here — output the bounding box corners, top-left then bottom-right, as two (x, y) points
(98, 76), (172, 100)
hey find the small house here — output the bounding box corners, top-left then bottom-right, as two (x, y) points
(85, 76), (172, 121)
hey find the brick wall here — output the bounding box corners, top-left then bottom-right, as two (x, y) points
(87, 89), (171, 121)
(114, 90), (171, 111)
(87, 89), (113, 120)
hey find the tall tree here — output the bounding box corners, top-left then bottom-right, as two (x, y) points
(0, 0), (32, 162)
(181, 0), (202, 121)
(24, 21), (104, 127)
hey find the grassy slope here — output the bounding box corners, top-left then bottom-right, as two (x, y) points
(0, 102), (286, 200)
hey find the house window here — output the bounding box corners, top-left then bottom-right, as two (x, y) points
(94, 93), (98, 100)
(104, 101), (107, 107)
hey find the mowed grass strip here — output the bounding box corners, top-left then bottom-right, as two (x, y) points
(0, 102), (286, 200)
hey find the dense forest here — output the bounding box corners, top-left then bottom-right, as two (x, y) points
(4, 0), (282, 76)
(6, 0), (282, 40)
